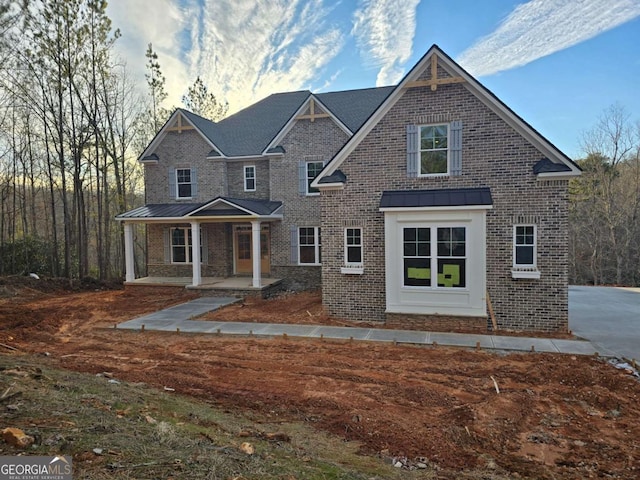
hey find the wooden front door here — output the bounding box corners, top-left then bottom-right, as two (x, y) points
(234, 226), (270, 275)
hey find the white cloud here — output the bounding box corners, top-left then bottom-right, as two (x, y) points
(187, 0), (344, 114)
(107, 0), (344, 115)
(352, 0), (421, 86)
(107, 0), (191, 108)
(457, 0), (640, 77)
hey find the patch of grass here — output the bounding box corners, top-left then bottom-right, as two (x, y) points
(0, 354), (437, 479)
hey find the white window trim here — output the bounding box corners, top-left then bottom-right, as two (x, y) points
(418, 124), (450, 177)
(171, 227), (192, 264)
(383, 208), (489, 318)
(170, 227), (203, 264)
(306, 161), (324, 196)
(402, 225), (468, 291)
(176, 168), (193, 199)
(512, 224), (540, 279)
(298, 226), (321, 265)
(342, 227), (364, 274)
(244, 165), (256, 192)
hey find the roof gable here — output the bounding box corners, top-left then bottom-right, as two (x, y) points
(139, 110), (223, 161)
(314, 44), (581, 186)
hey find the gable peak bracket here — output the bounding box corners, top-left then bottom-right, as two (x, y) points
(404, 55), (466, 91)
(296, 97), (330, 122)
(167, 111), (195, 133)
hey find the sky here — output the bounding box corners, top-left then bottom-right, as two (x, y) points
(106, 0), (640, 159)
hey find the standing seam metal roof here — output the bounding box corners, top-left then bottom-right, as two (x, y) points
(380, 187), (493, 209)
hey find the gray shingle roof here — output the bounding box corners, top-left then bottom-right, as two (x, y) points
(176, 87), (393, 158)
(380, 187), (493, 209)
(316, 87), (394, 133)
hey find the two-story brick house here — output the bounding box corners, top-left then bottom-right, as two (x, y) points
(117, 45), (580, 332)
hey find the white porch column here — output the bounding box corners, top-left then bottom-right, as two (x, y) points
(251, 220), (262, 288)
(123, 222), (135, 282)
(191, 221), (202, 287)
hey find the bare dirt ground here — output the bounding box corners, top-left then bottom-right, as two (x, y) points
(0, 277), (639, 479)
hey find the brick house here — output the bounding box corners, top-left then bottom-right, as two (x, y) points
(117, 45), (580, 332)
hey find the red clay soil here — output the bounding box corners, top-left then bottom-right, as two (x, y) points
(0, 280), (639, 479)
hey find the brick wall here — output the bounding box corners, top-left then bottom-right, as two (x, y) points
(269, 117), (349, 290)
(147, 223), (232, 277)
(227, 159), (270, 199)
(321, 64), (570, 332)
(145, 130), (227, 203)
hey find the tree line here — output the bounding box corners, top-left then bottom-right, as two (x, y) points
(0, 2), (638, 285)
(569, 105), (640, 286)
(0, 0), (225, 281)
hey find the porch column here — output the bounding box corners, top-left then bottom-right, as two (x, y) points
(123, 222), (135, 282)
(251, 220), (262, 288)
(191, 221), (202, 287)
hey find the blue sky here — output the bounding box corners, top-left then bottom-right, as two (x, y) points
(106, 0), (640, 159)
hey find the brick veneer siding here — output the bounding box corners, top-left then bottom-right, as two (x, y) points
(227, 159), (270, 199)
(269, 116), (349, 290)
(321, 64), (570, 332)
(386, 313), (488, 332)
(145, 130), (227, 203)
(146, 223), (233, 277)
(142, 115), (350, 290)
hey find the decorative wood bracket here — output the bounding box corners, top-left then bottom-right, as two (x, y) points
(405, 55), (466, 91)
(296, 98), (330, 122)
(167, 112), (195, 133)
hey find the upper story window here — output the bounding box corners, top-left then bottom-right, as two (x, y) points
(406, 122), (461, 177)
(306, 161), (324, 195)
(176, 168), (193, 198)
(420, 124), (448, 175)
(244, 165), (256, 191)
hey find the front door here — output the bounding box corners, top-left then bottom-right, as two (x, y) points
(234, 226), (270, 275)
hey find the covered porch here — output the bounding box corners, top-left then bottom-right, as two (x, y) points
(116, 197), (283, 290)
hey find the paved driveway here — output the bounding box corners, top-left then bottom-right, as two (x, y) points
(569, 285), (640, 361)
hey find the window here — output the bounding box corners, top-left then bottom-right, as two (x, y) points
(171, 227), (203, 264)
(306, 161), (324, 195)
(403, 226), (466, 288)
(420, 124), (448, 175)
(176, 168), (192, 198)
(344, 228), (363, 266)
(514, 225), (537, 267)
(244, 165), (256, 191)
(171, 227), (192, 263)
(299, 227), (321, 264)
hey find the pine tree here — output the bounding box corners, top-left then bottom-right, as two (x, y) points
(182, 76), (228, 121)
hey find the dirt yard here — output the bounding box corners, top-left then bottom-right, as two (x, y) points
(0, 277), (639, 479)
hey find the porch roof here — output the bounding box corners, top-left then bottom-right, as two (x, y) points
(380, 187), (493, 209)
(116, 197), (283, 222)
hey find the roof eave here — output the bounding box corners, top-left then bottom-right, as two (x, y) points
(316, 182), (345, 191)
(536, 171), (582, 180)
(379, 204), (494, 213)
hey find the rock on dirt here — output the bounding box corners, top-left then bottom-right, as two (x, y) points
(2, 427), (34, 449)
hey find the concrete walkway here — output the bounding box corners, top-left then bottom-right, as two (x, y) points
(116, 297), (603, 356)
